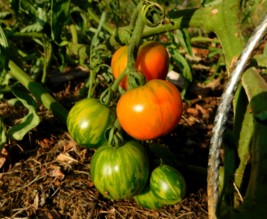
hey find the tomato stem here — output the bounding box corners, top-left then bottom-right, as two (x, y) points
(127, 3), (140, 35)
(109, 2), (147, 94)
(69, 24), (78, 44)
(8, 60), (68, 124)
(109, 1), (166, 96)
(107, 118), (124, 148)
(127, 2), (145, 68)
(87, 8), (115, 35)
(87, 12), (107, 98)
(124, 1), (148, 90)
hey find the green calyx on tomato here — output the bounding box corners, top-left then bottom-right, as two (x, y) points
(116, 79), (183, 140)
(67, 98), (115, 148)
(90, 141), (150, 200)
(111, 41), (169, 90)
(150, 164), (186, 204)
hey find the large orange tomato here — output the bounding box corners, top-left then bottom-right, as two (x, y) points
(116, 79), (183, 140)
(111, 41), (169, 89)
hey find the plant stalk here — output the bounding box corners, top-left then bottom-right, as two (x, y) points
(8, 60), (68, 124)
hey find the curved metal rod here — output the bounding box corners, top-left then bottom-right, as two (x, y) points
(207, 14), (267, 219)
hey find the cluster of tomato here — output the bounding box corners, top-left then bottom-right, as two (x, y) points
(66, 41), (186, 209)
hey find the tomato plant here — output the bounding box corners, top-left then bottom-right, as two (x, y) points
(150, 165), (186, 204)
(116, 79), (183, 140)
(1, 0), (266, 217)
(90, 141), (150, 200)
(67, 98), (115, 148)
(111, 41), (169, 89)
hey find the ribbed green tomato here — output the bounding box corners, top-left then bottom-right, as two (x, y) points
(67, 98), (115, 148)
(90, 141), (150, 200)
(134, 186), (165, 209)
(150, 165), (186, 204)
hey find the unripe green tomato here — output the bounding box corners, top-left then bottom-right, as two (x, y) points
(150, 165), (186, 204)
(134, 185), (165, 209)
(67, 98), (115, 148)
(90, 141), (150, 200)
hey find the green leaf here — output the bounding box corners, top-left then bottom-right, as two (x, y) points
(110, 0), (121, 28)
(87, 12), (109, 97)
(178, 29), (193, 56)
(170, 47), (193, 82)
(7, 86), (41, 141)
(0, 25), (9, 85)
(21, 7), (47, 33)
(233, 85), (253, 190)
(66, 42), (89, 65)
(254, 53), (267, 68)
(243, 68), (267, 122)
(10, 0), (19, 13)
(41, 39), (53, 83)
(0, 117), (6, 150)
(51, 0), (71, 43)
(18, 0), (39, 16)
(21, 22), (44, 33)
(0, 11), (11, 19)
(202, 0), (222, 7)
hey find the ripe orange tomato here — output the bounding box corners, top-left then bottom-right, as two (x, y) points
(136, 41), (169, 81)
(111, 46), (128, 89)
(116, 79), (183, 140)
(111, 42), (169, 89)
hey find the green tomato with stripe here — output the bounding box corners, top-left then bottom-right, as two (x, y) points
(90, 141), (150, 200)
(150, 164), (186, 204)
(134, 185), (165, 209)
(67, 98), (115, 148)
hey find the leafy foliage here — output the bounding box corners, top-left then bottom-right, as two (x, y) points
(8, 86), (41, 141)
(0, 117), (6, 150)
(0, 26), (9, 84)
(51, 0), (71, 43)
